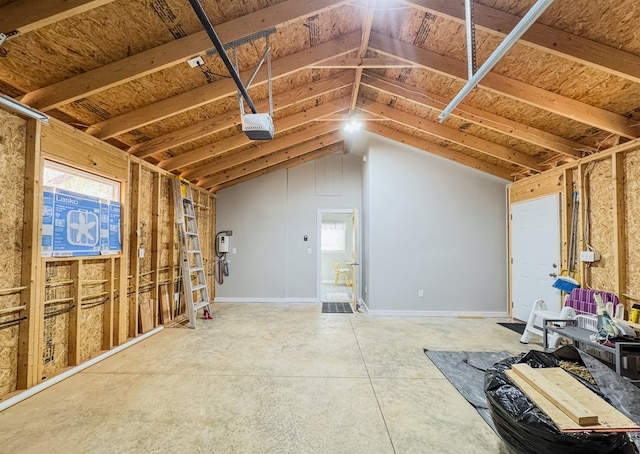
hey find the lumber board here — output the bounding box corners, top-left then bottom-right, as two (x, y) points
(505, 366), (640, 432)
(160, 285), (172, 325)
(511, 364), (598, 426)
(139, 299), (153, 334)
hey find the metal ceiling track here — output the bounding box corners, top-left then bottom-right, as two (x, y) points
(438, 0), (556, 123)
(187, 0), (258, 114)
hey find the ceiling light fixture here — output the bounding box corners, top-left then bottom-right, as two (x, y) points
(344, 115), (362, 133)
(0, 93), (49, 123)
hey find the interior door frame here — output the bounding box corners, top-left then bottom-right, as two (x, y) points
(508, 192), (562, 320)
(316, 208), (361, 304)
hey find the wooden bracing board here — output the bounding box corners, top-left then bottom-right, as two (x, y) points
(505, 364), (640, 432)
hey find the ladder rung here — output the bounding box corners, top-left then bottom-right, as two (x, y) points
(189, 267), (204, 272)
(186, 231), (198, 236)
(192, 284), (207, 292)
(187, 249), (201, 254)
(194, 301), (209, 310)
(185, 214), (195, 219)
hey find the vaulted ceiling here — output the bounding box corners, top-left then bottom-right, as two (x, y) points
(1, 0), (639, 189)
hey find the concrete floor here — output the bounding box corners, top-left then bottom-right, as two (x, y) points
(0, 303), (539, 453)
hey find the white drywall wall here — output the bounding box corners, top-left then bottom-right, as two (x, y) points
(362, 135), (509, 315)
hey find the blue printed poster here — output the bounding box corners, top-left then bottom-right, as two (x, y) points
(42, 187), (122, 257)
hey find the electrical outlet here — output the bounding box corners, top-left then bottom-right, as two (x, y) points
(418, 289), (424, 298)
(138, 248), (145, 258)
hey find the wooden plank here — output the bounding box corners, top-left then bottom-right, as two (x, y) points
(397, 0), (640, 85)
(612, 153), (627, 308)
(138, 299), (153, 334)
(0, 0), (115, 36)
(17, 120), (44, 389)
(128, 162), (141, 338)
(359, 99), (543, 172)
(196, 122), (344, 187)
(159, 285), (171, 325)
(200, 132), (344, 189)
(151, 172), (161, 327)
(313, 57), (421, 68)
(349, 0), (376, 111)
(40, 118), (129, 181)
(68, 261), (82, 367)
(506, 365), (640, 432)
(361, 73), (585, 158)
(161, 97), (350, 173)
(369, 32), (638, 139)
(86, 31), (361, 139)
(102, 257), (114, 350)
(128, 72), (353, 158)
(20, 0), (352, 111)
(508, 169), (564, 204)
(366, 123), (512, 180)
(211, 143), (345, 192)
(511, 364), (598, 426)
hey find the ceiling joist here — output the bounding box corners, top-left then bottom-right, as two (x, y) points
(398, 0), (640, 85)
(369, 32), (638, 139)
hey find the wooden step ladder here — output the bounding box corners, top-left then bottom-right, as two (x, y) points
(172, 178), (212, 328)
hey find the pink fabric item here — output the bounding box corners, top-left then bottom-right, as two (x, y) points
(565, 288), (619, 315)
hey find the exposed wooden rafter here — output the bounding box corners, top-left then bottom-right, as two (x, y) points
(367, 123), (513, 180)
(349, 0), (377, 112)
(129, 71), (354, 158)
(360, 73), (586, 158)
(161, 98), (349, 173)
(358, 99), (544, 172)
(18, 0), (352, 111)
(86, 31), (361, 139)
(210, 142), (345, 192)
(0, 0), (115, 36)
(397, 0), (640, 85)
(369, 32), (638, 139)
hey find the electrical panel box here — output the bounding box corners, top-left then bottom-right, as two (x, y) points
(579, 250), (601, 262)
(217, 235), (229, 253)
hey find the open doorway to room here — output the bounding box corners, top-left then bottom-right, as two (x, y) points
(318, 211), (354, 304)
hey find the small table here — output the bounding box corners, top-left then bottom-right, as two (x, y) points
(543, 319), (640, 379)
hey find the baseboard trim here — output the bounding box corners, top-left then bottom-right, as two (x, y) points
(213, 297), (319, 304)
(365, 310), (509, 317)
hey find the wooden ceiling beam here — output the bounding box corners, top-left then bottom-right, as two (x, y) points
(86, 31), (360, 139)
(19, 0), (352, 111)
(369, 33), (638, 139)
(0, 0), (115, 36)
(210, 143), (345, 192)
(360, 73), (586, 158)
(397, 0), (640, 85)
(161, 98), (349, 173)
(367, 123), (512, 180)
(350, 0), (376, 112)
(129, 71), (354, 158)
(313, 57), (421, 69)
(359, 99), (544, 172)
(201, 132), (344, 189)
(196, 122), (344, 187)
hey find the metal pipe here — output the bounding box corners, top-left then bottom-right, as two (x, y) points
(0, 93), (49, 123)
(438, 0), (556, 123)
(187, 0), (258, 114)
(465, 0), (477, 80)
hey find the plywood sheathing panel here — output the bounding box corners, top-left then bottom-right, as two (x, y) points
(42, 263), (72, 380)
(625, 150), (640, 299)
(585, 161), (615, 292)
(79, 260), (107, 362)
(0, 110), (26, 398)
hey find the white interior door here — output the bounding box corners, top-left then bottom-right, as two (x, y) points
(351, 209), (358, 311)
(511, 194), (561, 321)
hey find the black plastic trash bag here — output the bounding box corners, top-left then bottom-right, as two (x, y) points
(484, 346), (637, 454)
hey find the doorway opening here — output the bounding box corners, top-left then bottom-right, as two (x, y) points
(318, 211), (354, 304)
